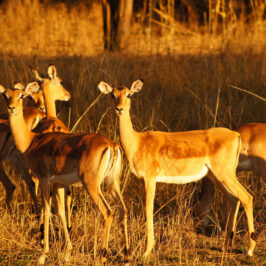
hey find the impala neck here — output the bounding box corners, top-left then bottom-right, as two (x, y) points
(9, 107), (37, 154)
(42, 81), (57, 117)
(43, 93), (56, 117)
(118, 108), (138, 161)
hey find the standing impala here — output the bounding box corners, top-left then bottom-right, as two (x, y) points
(98, 80), (257, 257)
(0, 65), (70, 216)
(0, 83), (130, 264)
(237, 123), (266, 178)
(0, 84), (46, 212)
(194, 123), (266, 229)
(29, 65), (72, 231)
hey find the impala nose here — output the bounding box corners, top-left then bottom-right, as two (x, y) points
(8, 106), (15, 113)
(39, 106), (46, 112)
(65, 92), (70, 101)
(116, 107), (123, 114)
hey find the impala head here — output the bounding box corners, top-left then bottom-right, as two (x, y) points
(29, 90), (46, 112)
(30, 64), (70, 102)
(13, 83), (46, 112)
(0, 82), (40, 116)
(98, 80), (144, 115)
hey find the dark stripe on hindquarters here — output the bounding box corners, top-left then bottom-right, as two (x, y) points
(0, 132), (11, 155)
(100, 147), (114, 177)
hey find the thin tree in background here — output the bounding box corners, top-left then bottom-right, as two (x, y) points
(102, 0), (133, 51)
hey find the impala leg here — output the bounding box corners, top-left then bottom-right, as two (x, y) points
(224, 195), (240, 249)
(38, 178), (50, 265)
(54, 183), (73, 262)
(40, 186), (53, 245)
(209, 171), (256, 256)
(193, 177), (214, 229)
(144, 177), (156, 257)
(251, 157), (266, 183)
(32, 175), (39, 197)
(110, 180), (130, 261)
(20, 166), (40, 215)
(66, 186), (72, 232)
(0, 164), (15, 212)
(224, 180), (255, 256)
(98, 189), (114, 253)
(84, 181), (113, 262)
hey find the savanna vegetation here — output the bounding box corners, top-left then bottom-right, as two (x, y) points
(0, 0), (265, 264)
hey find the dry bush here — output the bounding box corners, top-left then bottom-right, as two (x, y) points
(0, 0), (265, 56)
(0, 50), (265, 265)
(0, 0), (103, 56)
(0, 0), (265, 265)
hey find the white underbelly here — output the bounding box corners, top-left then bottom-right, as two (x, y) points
(50, 171), (82, 187)
(156, 165), (209, 184)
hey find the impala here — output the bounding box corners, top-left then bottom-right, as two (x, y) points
(237, 123), (266, 178)
(194, 123), (265, 230)
(98, 80), (257, 257)
(29, 65), (72, 230)
(0, 83), (130, 264)
(0, 86), (46, 125)
(0, 65), (70, 215)
(0, 83), (46, 212)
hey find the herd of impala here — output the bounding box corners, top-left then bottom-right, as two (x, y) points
(0, 65), (264, 264)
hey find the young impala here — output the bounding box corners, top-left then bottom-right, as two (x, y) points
(0, 83), (130, 264)
(98, 80), (256, 257)
(194, 123), (265, 230)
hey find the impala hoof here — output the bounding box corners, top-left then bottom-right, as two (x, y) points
(63, 253), (70, 263)
(38, 254), (47, 265)
(247, 249), (253, 257)
(101, 256), (107, 264)
(124, 247), (132, 262)
(143, 249), (151, 258)
(99, 248), (108, 263)
(67, 225), (72, 234)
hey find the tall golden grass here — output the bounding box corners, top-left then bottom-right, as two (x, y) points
(0, 0), (265, 265)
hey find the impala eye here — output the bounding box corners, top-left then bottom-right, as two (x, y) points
(127, 94), (131, 98)
(20, 94), (24, 99)
(111, 94), (115, 99)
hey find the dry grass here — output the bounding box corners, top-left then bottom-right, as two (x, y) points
(0, 0), (265, 265)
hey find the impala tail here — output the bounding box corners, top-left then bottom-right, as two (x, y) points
(235, 134), (242, 171)
(99, 143), (122, 187)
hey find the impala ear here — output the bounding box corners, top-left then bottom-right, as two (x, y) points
(130, 79), (144, 94)
(98, 81), (113, 94)
(29, 65), (43, 81)
(48, 65), (57, 80)
(24, 82), (40, 95)
(0, 85), (6, 94)
(13, 83), (25, 90)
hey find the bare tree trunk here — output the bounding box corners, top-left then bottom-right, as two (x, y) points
(181, 0), (199, 29)
(102, 0), (133, 51)
(116, 0), (133, 49)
